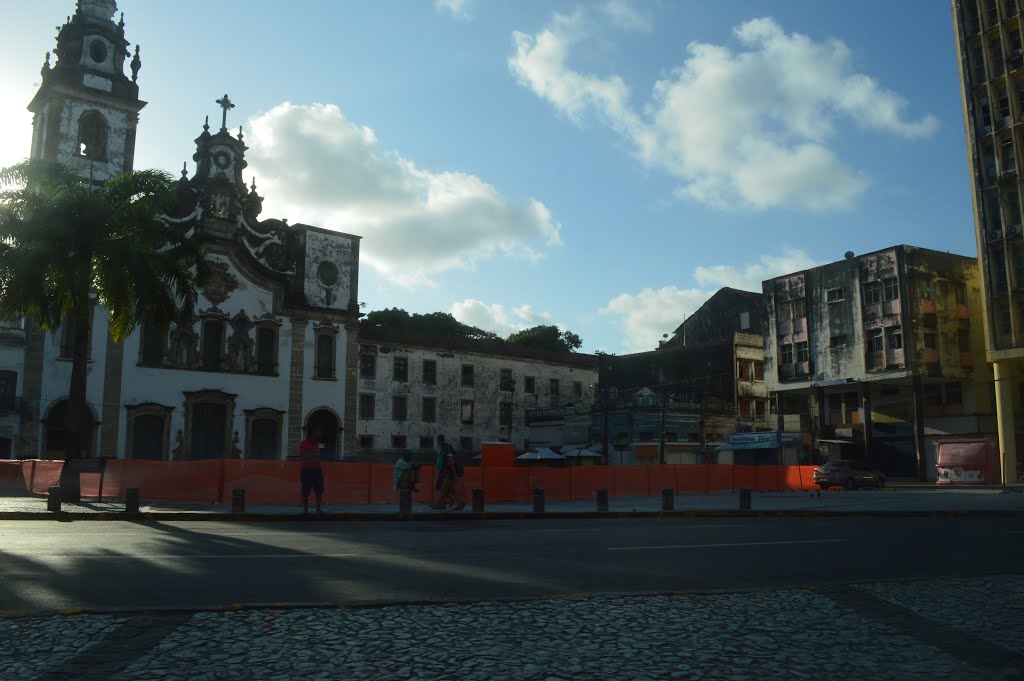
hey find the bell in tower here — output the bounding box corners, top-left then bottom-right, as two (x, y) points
(27, 0), (147, 186)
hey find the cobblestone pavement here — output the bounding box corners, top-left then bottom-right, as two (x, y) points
(2, 487), (1023, 517)
(2, 575), (1022, 680)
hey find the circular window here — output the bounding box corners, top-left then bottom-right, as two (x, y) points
(90, 40), (108, 64)
(317, 261), (339, 287)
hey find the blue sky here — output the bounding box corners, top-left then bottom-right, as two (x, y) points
(0, 1), (974, 354)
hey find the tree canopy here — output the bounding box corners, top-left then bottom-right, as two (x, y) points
(361, 308), (583, 353)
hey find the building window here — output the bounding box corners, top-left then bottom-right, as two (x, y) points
(255, 327), (277, 375)
(499, 401), (512, 426)
(882, 278), (900, 302)
(777, 301), (793, 321)
(460, 399), (474, 424)
(201, 320), (224, 371)
(0, 371), (15, 412)
(500, 368), (514, 391)
(868, 328), (884, 353)
(925, 384), (943, 406)
(887, 326), (903, 350)
(793, 298), (807, 318)
(755, 400), (766, 417)
(958, 329), (971, 353)
(1004, 141), (1018, 173)
(754, 361), (764, 380)
(946, 382), (963, 405)
(739, 311), (750, 329)
(461, 364), (474, 387)
(392, 435), (407, 449)
(924, 333), (937, 349)
(421, 397), (436, 423)
(422, 359), (437, 385)
(245, 409), (283, 460)
(795, 341), (809, 363)
(524, 376), (536, 393)
(419, 436), (433, 450)
(738, 360), (751, 381)
(125, 403), (172, 460)
(573, 381), (583, 399)
(549, 378), (560, 408)
(359, 393), (375, 419)
(60, 311), (95, 361)
(955, 282), (968, 306)
(826, 288), (845, 303)
(863, 281), (881, 305)
(393, 356), (408, 382)
(392, 395), (408, 421)
(994, 248), (1009, 292)
(140, 322), (164, 367)
(459, 436), (473, 452)
(829, 335), (847, 348)
(185, 394), (232, 460)
(359, 435), (374, 449)
(315, 332), (335, 379)
(781, 344), (793, 365)
(360, 353), (376, 379)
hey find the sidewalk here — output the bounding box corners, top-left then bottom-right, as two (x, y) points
(2, 487), (1023, 519)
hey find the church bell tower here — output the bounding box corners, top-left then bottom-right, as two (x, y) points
(27, 0), (146, 185)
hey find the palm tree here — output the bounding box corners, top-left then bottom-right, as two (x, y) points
(0, 160), (205, 498)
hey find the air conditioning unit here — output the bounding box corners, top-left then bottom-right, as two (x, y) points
(990, 228), (1004, 241)
(982, 125), (993, 135)
(1009, 224), (1022, 237)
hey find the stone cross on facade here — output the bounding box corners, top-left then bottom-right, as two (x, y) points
(216, 94), (235, 131)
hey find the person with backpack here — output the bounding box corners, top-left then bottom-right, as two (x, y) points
(431, 434), (465, 510)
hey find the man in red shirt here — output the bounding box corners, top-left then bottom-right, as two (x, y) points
(298, 429), (325, 516)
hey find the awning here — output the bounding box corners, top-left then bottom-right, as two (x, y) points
(713, 441), (778, 452)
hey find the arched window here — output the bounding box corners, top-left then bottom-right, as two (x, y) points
(125, 404), (173, 460)
(43, 400), (96, 459)
(313, 322), (339, 379)
(77, 111), (108, 162)
(245, 408), (284, 460)
(184, 390), (236, 459)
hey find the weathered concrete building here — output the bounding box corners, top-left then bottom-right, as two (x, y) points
(763, 245), (992, 479)
(950, 0), (1024, 482)
(354, 326), (598, 460)
(596, 288), (778, 463)
(7, 0), (362, 460)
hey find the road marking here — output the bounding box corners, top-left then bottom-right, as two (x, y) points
(1009, 530), (1024, 534)
(13, 552), (362, 560)
(607, 539), (848, 551)
(530, 528), (604, 533)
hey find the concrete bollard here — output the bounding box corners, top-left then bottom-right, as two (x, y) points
(47, 486), (62, 513)
(661, 488), (675, 511)
(739, 488), (752, 511)
(596, 488), (609, 512)
(399, 489), (412, 514)
(232, 488), (246, 513)
(532, 488), (545, 513)
(125, 487), (140, 513)
(472, 488), (485, 513)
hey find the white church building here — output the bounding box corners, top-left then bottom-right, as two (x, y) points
(5, 0), (362, 461)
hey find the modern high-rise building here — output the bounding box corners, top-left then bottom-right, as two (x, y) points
(951, 0), (1024, 483)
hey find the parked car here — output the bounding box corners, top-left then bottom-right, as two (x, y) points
(813, 459), (885, 490)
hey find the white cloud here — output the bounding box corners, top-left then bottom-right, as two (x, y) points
(601, 248), (820, 353)
(245, 103), (561, 287)
(436, 0), (475, 21)
(599, 0), (653, 32)
(449, 299), (553, 337)
(510, 14), (937, 212)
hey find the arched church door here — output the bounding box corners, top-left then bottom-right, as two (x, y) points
(305, 409), (340, 460)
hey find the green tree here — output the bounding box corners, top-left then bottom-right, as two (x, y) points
(506, 325), (583, 353)
(361, 308), (501, 341)
(0, 160), (205, 497)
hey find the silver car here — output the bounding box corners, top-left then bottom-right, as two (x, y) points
(813, 459), (886, 490)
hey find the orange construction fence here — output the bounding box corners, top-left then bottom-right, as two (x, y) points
(0, 460), (824, 503)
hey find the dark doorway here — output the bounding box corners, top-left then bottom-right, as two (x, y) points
(305, 409), (340, 460)
(132, 414), (165, 460)
(191, 402), (227, 459)
(43, 400), (95, 459)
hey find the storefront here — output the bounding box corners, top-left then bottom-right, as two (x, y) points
(714, 432), (804, 465)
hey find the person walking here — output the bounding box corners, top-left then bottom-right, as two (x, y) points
(299, 428), (325, 516)
(432, 434), (465, 510)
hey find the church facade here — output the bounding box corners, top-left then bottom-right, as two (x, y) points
(8, 0), (362, 461)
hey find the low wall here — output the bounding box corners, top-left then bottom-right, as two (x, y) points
(0, 460), (823, 503)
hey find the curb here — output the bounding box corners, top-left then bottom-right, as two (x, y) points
(2, 509), (1023, 521)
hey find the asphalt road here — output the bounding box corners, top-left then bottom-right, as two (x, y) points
(1, 517), (1021, 613)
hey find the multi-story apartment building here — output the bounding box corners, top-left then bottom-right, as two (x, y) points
(354, 326), (598, 460)
(764, 246), (992, 479)
(951, 0), (1024, 482)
